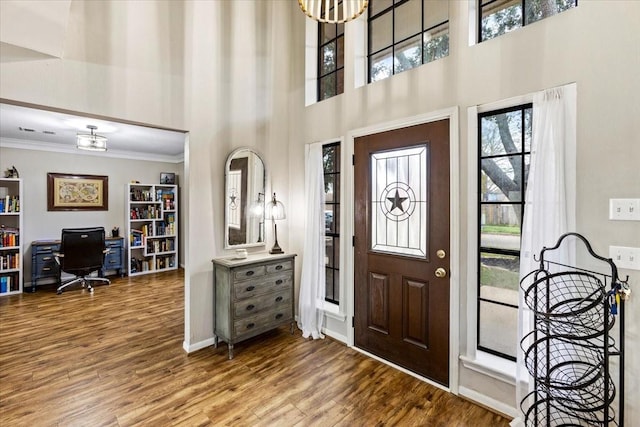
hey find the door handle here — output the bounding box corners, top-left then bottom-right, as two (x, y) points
(435, 267), (447, 278)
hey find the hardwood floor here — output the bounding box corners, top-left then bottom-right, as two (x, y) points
(0, 270), (509, 426)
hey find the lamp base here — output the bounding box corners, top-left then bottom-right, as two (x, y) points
(270, 242), (284, 255)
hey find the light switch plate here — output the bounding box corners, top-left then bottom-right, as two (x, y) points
(609, 198), (640, 221)
(609, 246), (640, 270)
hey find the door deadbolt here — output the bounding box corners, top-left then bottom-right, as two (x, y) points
(436, 249), (446, 259)
(435, 267), (447, 278)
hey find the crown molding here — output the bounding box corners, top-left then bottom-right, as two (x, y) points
(0, 137), (184, 164)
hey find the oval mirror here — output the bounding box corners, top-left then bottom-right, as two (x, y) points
(224, 148), (266, 249)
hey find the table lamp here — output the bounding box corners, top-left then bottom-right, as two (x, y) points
(266, 192), (286, 254)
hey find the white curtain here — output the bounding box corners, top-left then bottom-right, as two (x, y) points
(297, 142), (326, 339)
(512, 84), (576, 426)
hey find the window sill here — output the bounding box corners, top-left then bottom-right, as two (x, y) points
(460, 351), (516, 386)
(322, 301), (346, 322)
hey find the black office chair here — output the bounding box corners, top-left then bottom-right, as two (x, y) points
(55, 227), (111, 294)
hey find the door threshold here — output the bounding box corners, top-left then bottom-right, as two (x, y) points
(350, 345), (451, 393)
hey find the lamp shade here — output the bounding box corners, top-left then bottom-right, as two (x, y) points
(77, 125), (107, 151)
(298, 0), (368, 24)
(266, 192), (286, 220)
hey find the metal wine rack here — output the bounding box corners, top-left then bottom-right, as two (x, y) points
(520, 233), (627, 426)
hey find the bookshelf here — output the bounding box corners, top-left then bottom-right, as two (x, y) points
(0, 178), (23, 296)
(126, 183), (178, 276)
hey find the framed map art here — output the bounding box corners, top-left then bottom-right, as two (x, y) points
(47, 173), (108, 211)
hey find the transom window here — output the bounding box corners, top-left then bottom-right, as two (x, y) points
(479, 0), (578, 42)
(368, 0), (449, 83)
(323, 142), (341, 304)
(318, 8), (345, 101)
(477, 104), (532, 361)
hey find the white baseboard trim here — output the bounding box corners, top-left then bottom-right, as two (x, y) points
(183, 337), (216, 354)
(458, 385), (517, 419)
(322, 327), (347, 344)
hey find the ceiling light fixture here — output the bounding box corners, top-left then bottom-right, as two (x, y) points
(77, 125), (107, 152)
(298, 0), (368, 24)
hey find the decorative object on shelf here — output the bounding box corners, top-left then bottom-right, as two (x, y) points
(519, 232), (628, 426)
(266, 192), (286, 255)
(111, 227), (120, 238)
(47, 173), (108, 211)
(76, 125), (107, 151)
(4, 166), (19, 178)
(298, 0), (368, 24)
(160, 172), (175, 184)
(235, 248), (248, 259)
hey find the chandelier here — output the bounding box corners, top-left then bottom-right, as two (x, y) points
(298, 0), (368, 24)
(77, 125), (107, 152)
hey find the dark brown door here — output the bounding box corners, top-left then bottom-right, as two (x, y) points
(354, 119), (450, 386)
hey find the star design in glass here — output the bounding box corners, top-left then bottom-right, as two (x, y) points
(387, 189), (408, 213)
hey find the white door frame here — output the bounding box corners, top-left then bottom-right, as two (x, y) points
(343, 107), (460, 393)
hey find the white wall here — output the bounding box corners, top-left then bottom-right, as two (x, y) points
(287, 0), (640, 422)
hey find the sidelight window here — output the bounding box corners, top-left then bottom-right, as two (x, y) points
(323, 143), (341, 304)
(477, 104), (532, 361)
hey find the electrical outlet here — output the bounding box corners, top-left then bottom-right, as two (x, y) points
(609, 198), (640, 221)
(609, 246), (640, 270)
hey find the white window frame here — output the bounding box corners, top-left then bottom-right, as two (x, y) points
(462, 93), (534, 385)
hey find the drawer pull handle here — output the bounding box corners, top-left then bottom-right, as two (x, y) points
(43, 247), (53, 251)
(246, 285), (255, 292)
(275, 313), (284, 320)
(275, 296), (283, 302)
(246, 323), (255, 329)
(43, 257), (52, 261)
(245, 270), (254, 276)
(246, 304), (255, 311)
(275, 265), (283, 270)
(275, 279), (283, 285)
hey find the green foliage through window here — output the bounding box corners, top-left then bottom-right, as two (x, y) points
(369, 0), (450, 83)
(480, 0), (577, 42)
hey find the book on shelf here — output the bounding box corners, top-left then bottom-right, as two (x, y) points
(130, 230), (144, 247)
(0, 253), (20, 270)
(0, 227), (20, 247)
(0, 273), (20, 293)
(0, 195), (20, 213)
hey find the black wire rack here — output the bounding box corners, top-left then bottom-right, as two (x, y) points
(520, 233), (627, 426)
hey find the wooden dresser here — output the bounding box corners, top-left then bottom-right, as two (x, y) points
(212, 253), (296, 359)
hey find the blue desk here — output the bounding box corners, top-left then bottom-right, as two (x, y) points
(30, 237), (125, 292)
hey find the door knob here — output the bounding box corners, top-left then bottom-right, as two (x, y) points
(435, 267), (447, 278)
(436, 249), (446, 259)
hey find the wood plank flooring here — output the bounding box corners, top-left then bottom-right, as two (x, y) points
(0, 270), (509, 426)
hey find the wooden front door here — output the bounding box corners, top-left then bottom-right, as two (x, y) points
(354, 119), (450, 386)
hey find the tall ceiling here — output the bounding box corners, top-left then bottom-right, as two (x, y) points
(0, 102), (186, 163)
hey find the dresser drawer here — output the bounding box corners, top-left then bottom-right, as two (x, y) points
(35, 254), (59, 275)
(234, 308), (293, 339)
(233, 272), (292, 300)
(34, 244), (59, 255)
(232, 265), (266, 281)
(233, 290), (292, 318)
(265, 260), (293, 274)
(103, 252), (121, 269)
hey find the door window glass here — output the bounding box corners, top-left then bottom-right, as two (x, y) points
(370, 145), (427, 257)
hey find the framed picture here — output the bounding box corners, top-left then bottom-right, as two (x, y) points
(160, 172), (176, 185)
(47, 173), (109, 211)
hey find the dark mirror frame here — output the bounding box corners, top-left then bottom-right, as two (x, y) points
(224, 148), (266, 249)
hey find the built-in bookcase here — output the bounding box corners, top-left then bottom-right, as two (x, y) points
(0, 178), (23, 295)
(126, 183), (178, 276)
